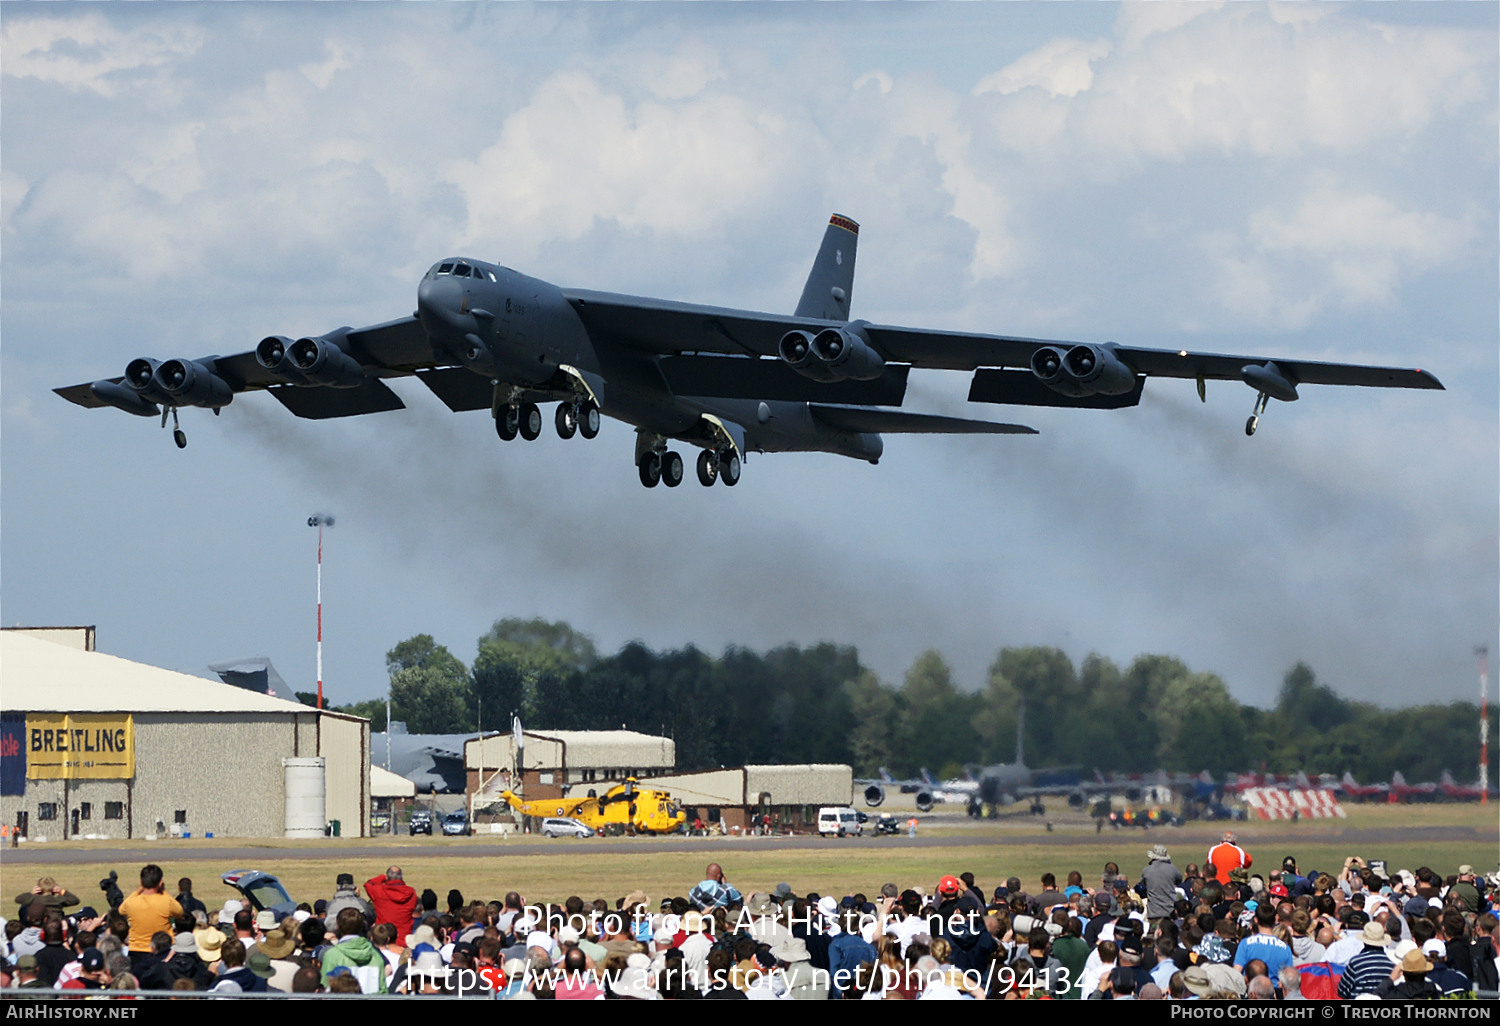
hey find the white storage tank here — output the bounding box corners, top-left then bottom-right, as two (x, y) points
(284, 757), (326, 838)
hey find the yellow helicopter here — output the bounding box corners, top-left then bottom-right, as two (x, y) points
(499, 778), (686, 834)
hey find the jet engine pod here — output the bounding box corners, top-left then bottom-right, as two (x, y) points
(779, 330), (841, 383)
(862, 783), (886, 808)
(915, 789), (935, 813)
(255, 336), (309, 383)
(1062, 343), (1137, 396)
(1067, 790), (1087, 809)
(290, 333), (365, 388)
(811, 326), (884, 381)
(1030, 346), (1068, 386)
(124, 358), (161, 393)
(153, 359), (233, 409)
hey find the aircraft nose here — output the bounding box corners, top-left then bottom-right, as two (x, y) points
(417, 275), (470, 337)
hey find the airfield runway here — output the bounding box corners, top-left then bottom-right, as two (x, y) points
(4, 823), (1485, 866)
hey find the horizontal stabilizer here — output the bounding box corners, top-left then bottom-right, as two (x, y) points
(268, 379), (406, 419)
(416, 367), (493, 412)
(968, 368), (1145, 409)
(660, 355), (908, 405)
(809, 404), (1036, 435)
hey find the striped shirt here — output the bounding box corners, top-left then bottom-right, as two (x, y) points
(1337, 946), (1394, 999)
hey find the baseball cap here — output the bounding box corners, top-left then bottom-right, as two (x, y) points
(938, 876), (962, 896)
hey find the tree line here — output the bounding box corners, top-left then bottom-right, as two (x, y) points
(319, 619), (1495, 785)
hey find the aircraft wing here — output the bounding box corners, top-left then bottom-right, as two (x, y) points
(563, 289), (1443, 402)
(808, 404), (1035, 435)
(54, 316), (438, 420)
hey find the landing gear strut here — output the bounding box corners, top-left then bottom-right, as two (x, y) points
(1245, 391), (1269, 436)
(162, 406), (187, 448)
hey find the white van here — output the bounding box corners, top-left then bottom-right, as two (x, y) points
(817, 806), (862, 837)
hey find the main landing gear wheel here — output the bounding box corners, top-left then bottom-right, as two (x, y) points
(519, 403), (543, 441)
(639, 452), (662, 488)
(496, 405), (519, 441)
(555, 403), (578, 439)
(696, 450), (718, 486)
(661, 451), (684, 487)
(579, 402), (601, 439)
(718, 451), (741, 486)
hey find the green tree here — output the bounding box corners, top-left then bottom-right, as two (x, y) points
(389, 665), (473, 734)
(842, 669), (896, 775)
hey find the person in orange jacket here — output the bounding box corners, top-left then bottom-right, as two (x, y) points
(1205, 831), (1252, 885)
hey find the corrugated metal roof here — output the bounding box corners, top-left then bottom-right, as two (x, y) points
(0, 632), (319, 715)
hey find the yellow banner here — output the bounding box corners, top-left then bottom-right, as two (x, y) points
(26, 715), (134, 779)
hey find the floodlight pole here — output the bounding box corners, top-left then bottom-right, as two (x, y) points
(1478, 646), (1489, 806)
(308, 514), (335, 709)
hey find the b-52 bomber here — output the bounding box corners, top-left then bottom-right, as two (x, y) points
(57, 214), (1443, 488)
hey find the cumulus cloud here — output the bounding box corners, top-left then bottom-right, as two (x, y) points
(1, 4), (1493, 708)
(1, 14), (203, 95)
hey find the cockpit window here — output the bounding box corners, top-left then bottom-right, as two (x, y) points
(453, 263), (471, 277)
(438, 263), (454, 275)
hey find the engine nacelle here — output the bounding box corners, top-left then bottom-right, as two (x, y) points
(153, 359), (233, 409)
(255, 336), (310, 384)
(1032, 343), (1136, 397)
(779, 330), (841, 383)
(915, 789), (934, 813)
(811, 326), (885, 381)
(862, 783), (885, 808)
(289, 330), (365, 388)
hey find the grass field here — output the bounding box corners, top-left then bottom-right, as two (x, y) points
(4, 803), (1493, 914)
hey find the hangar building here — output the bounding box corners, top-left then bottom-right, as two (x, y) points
(0, 630), (370, 840)
(636, 765), (854, 832)
(463, 728), (676, 802)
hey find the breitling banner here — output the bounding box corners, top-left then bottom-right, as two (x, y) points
(26, 714), (134, 780)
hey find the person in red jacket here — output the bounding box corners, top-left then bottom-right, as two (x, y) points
(363, 867), (417, 933)
(1206, 832), (1252, 885)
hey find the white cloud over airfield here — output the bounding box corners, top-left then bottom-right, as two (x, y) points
(2, 4), (1494, 718)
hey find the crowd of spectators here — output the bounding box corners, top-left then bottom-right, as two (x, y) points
(3, 840), (1496, 1000)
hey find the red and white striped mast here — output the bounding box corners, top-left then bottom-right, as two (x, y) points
(1478, 645), (1489, 806)
(309, 514), (335, 709)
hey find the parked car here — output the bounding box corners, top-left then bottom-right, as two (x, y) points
(409, 811), (433, 836)
(221, 870), (297, 919)
(541, 817), (595, 839)
(441, 810), (471, 836)
(874, 813), (900, 835)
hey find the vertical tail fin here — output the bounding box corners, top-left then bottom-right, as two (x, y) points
(795, 214), (859, 320)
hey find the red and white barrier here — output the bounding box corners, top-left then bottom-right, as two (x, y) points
(1241, 788), (1346, 820)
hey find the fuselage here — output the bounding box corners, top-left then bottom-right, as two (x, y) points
(415, 257), (882, 461)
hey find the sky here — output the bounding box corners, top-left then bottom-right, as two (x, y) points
(2, 3), (1496, 722)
